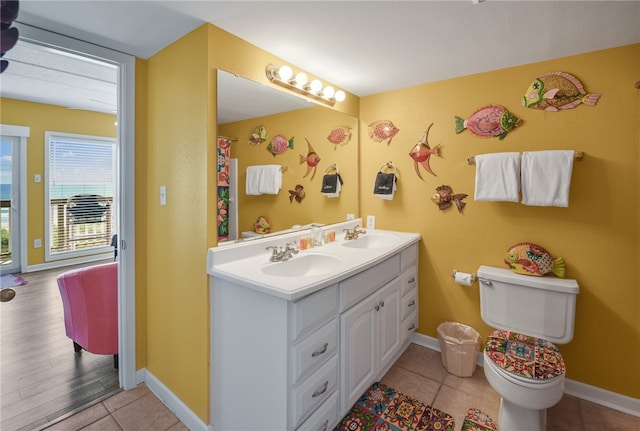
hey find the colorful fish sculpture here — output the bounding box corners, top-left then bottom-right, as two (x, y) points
(327, 126), (352, 149)
(288, 184), (305, 203)
(504, 242), (566, 278)
(368, 120), (399, 145)
(431, 185), (467, 213)
(267, 134), (294, 156)
(249, 124), (267, 146)
(522, 71), (601, 111)
(300, 139), (321, 180)
(409, 123), (441, 179)
(455, 105), (521, 140)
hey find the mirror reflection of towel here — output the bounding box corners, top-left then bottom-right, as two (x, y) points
(321, 174), (343, 198)
(373, 172), (397, 200)
(246, 165), (282, 195)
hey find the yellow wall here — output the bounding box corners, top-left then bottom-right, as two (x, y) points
(220, 106), (359, 233)
(359, 44), (640, 398)
(0, 98), (116, 266)
(144, 26), (211, 419)
(135, 58), (148, 369)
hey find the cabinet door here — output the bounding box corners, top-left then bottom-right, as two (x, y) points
(378, 278), (401, 369)
(340, 294), (378, 414)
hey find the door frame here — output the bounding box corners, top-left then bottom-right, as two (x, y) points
(0, 127), (29, 274)
(15, 22), (137, 390)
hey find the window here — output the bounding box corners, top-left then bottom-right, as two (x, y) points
(45, 131), (116, 260)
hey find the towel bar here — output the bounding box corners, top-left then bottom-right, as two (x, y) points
(467, 151), (583, 165)
(218, 135), (238, 141)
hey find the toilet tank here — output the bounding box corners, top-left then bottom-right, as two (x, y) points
(477, 265), (579, 344)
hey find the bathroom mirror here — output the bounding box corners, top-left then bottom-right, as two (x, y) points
(216, 70), (359, 242)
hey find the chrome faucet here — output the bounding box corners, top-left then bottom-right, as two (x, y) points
(266, 242), (299, 262)
(343, 225), (366, 240)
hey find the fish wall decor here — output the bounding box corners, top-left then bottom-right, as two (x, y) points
(431, 185), (467, 213)
(505, 242), (566, 278)
(288, 184), (305, 203)
(455, 105), (521, 140)
(300, 138), (321, 180)
(522, 71), (601, 111)
(409, 123), (441, 179)
(368, 120), (399, 145)
(267, 134), (294, 156)
(249, 124), (267, 146)
(327, 126), (352, 149)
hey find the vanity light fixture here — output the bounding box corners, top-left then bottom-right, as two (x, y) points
(266, 64), (346, 106)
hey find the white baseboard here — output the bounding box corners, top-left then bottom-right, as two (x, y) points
(26, 252), (113, 273)
(411, 333), (640, 417)
(139, 368), (212, 431)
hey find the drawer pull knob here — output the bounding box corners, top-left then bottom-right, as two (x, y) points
(408, 300), (415, 307)
(321, 419), (329, 431)
(311, 343), (329, 357)
(408, 324), (415, 331)
(379, 300), (385, 307)
(312, 380), (329, 398)
(408, 277), (415, 283)
(374, 305), (380, 311)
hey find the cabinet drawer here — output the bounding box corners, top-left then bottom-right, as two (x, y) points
(402, 311), (418, 344)
(291, 355), (338, 428)
(291, 284), (338, 341)
(400, 244), (418, 271)
(291, 318), (338, 384)
(401, 268), (417, 296)
(401, 289), (417, 321)
(339, 254), (400, 312)
(295, 391), (338, 431)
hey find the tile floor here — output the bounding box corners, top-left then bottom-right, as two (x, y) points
(42, 343), (640, 431)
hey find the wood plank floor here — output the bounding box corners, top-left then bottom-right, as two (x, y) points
(1, 261), (120, 431)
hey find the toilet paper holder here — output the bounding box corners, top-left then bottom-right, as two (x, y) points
(452, 270), (477, 283)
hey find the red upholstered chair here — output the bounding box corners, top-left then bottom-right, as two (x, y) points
(57, 262), (118, 368)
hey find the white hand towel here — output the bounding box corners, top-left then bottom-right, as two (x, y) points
(474, 152), (521, 202)
(521, 150), (574, 207)
(245, 165), (282, 195)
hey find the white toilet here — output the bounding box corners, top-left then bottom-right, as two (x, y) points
(477, 265), (579, 431)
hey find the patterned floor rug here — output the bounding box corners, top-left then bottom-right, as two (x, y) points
(461, 408), (498, 431)
(1, 274), (26, 289)
(334, 382), (455, 431)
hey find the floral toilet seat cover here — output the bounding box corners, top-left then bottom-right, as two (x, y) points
(485, 329), (565, 381)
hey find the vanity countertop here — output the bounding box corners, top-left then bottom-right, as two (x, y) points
(207, 219), (421, 301)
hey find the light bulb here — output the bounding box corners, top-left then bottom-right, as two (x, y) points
(322, 86), (335, 99)
(294, 72), (308, 86)
(334, 90), (346, 102)
(309, 79), (322, 92)
(278, 65), (293, 81)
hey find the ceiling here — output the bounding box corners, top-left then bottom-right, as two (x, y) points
(2, 1), (639, 116)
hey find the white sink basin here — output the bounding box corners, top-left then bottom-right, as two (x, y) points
(341, 232), (401, 249)
(260, 253), (342, 277)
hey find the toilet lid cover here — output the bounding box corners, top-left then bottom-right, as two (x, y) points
(485, 329), (565, 381)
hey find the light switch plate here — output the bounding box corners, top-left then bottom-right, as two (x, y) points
(160, 186), (167, 205)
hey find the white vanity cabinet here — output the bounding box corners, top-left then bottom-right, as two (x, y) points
(210, 280), (339, 431)
(338, 245), (418, 414)
(340, 276), (401, 413)
(208, 223), (420, 431)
